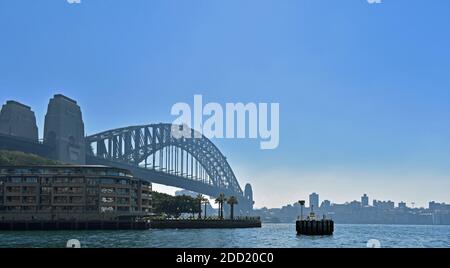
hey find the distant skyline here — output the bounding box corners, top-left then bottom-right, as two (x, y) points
(1, 0), (450, 208)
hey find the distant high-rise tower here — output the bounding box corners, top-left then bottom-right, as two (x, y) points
(309, 192), (319, 210)
(361, 194), (369, 207)
(44, 94), (85, 164)
(320, 200), (331, 209)
(0, 100), (38, 141)
(398, 201), (407, 209)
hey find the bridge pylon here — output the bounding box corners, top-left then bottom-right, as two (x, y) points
(44, 94), (86, 164)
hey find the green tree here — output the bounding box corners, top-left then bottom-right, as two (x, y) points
(227, 196), (238, 220)
(196, 194), (208, 219)
(0, 150), (61, 165)
(215, 193), (227, 220)
(152, 192), (199, 218)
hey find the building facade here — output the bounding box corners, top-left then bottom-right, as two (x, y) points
(309, 192), (319, 210)
(361, 194), (369, 207)
(0, 165), (152, 221)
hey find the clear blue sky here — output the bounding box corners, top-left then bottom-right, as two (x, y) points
(1, 0), (449, 208)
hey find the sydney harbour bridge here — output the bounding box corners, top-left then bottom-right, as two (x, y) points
(0, 94), (254, 215)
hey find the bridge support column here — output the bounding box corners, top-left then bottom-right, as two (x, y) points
(44, 94), (86, 164)
(0, 100), (38, 141)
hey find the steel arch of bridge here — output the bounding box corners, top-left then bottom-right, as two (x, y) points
(85, 123), (243, 197)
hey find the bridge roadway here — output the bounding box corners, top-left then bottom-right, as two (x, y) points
(86, 155), (238, 199)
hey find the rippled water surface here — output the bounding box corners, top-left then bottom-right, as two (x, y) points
(0, 224), (449, 248)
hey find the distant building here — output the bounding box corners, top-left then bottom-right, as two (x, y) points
(0, 165), (152, 221)
(320, 200), (331, 209)
(373, 200), (395, 210)
(254, 197), (450, 225)
(429, 201), (450, 211)
(175, 189), (197, 198)
(361, 194), (369, 207)
(349, 200), (361, 209)
(309, 192), (319, 210)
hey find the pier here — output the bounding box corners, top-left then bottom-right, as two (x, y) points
(296, 219), (334, 236)
(296, 200), (334, 235)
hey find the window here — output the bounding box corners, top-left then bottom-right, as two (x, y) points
(101, 178), (115, 184)
(41, 187), (52, 194)
(22, 206), (36, 211)
(116, 188), (129, 195)
(6, 186), (21, 193)
(86, 205), (99, 211)
(86, 197), (98, 205)
(54, 177), (70, 183)
(24, 177), (38, 183)
(101, 197), (114, 203)
(100, 206), (114, 213)
(54, 196), (68, 204)
(116, 198), (129, 205)
(70, 197), (83, 204)
(22, 186), (36, 194)
(101, 187), (114, 194)
(87, 178), (99, 186)
(22, 197), (36, 204)
(70, 177), (84, 184)
(86, 187), (98, 195)
(7, 196), (21, 204)
(41, 177), (52, 184)
(39, 206), (52, 211)
(106, 170), (119, 176)
(9, 177), (22, 183)
(14, 169), (31, 174)
(40, 196), (51, 204)
(117, 207), (129, 212)
(131, 190), (138, 198)
(87, 169), (106, 176)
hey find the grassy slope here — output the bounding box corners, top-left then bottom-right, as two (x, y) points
(0, 150), (61, 166)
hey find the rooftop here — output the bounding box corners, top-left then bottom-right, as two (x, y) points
(4, 100), (31, 110)
(53, 94), (77, 104)
(0, 165), (131, 173)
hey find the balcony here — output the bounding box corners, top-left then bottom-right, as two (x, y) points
(5, 200), (22, 205)
(21, 191), (37, 195)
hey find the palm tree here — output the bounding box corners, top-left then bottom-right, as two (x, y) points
(196, 194), (207, 219)
(227, 196), (238, 220)
(298, 200), (305, 220)
(215, 193), (227, 220)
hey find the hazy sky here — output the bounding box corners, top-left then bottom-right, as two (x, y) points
(1, 0), (449, 208)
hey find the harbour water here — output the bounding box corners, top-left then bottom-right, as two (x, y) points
(0, 223), (449, 248)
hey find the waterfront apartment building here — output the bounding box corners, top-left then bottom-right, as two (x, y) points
(0, 165), (152, 221)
